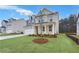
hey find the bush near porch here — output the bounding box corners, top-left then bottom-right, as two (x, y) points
(28, 34), (57, 38)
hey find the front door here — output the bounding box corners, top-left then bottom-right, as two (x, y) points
(35, 26), (38, 34)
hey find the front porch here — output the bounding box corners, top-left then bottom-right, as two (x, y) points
(34, 23), (56, 35)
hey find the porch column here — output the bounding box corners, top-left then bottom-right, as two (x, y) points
(45, 25), (47, 34)
(38, 26), (41, 34)
(46, 25), (49, 34)
(52, 24), (55, 35)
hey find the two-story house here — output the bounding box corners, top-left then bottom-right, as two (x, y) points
(1, 18), (26, 33)
(24, 8), (59, 35)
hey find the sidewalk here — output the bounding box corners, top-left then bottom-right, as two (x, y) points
(0, 34), (26, 40)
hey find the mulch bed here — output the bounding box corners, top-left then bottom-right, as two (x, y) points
(32, 38), (48, 44)
(66, 34), (79, 45)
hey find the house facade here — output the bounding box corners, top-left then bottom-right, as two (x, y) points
(77, 15), (79, 35)
(24, 8), (59, 35)
(1, 18), (26, 33)
(0, 8), (59, 35)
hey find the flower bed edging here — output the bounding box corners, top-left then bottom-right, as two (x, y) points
(32, 38), (48, 44)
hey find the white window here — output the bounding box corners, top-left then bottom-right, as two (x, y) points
(7, 24), (11, 26)
(50, 19), (52, 22)
(41, 19), (44, 22)
(49, 25), (52, 31)
(39, 20), (40, 23)
(42, 26), (45, 31)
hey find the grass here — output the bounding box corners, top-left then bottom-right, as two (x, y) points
(0, 34), (79, 53)
(0, 33), (21, 36)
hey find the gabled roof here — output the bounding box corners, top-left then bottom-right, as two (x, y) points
(3, 20), (8, 23)
(37, 8), (56, 16)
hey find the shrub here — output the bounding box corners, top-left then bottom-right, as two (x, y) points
(28, 34), (57, 38)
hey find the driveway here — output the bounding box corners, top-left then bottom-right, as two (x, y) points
(0, 34), (26, 40)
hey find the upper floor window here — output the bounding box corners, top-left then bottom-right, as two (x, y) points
(50, 19), (52, 22)
(38, 19), (44, 23)
(39, 20), (40, 23)
(7, 24), (11, 26)
(41, 19), (44, 23)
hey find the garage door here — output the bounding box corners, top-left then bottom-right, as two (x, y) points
(24, 29), (34, 35)
(6, 30), (13, 33)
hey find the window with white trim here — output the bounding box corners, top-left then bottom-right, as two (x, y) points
(50, 19), (52, 22)
(42, 26), (45, 31)
(49, 25), (52, 31)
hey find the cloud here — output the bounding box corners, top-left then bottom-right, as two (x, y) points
(0, 5), (33, 16)
(0, 5), (18, 10)
(16, 9), (33, 16)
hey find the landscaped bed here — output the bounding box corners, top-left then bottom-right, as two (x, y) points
(66, 34), (79, 45)
(0, 34), (79, 53)
(33, 38), (48, 44)
(29, 34), (57, 38)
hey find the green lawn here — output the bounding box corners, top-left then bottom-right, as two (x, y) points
(0, 34), (79, 53)
(0, 33), (21, 36)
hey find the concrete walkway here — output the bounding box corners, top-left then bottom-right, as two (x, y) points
(0, 34), (26, 40)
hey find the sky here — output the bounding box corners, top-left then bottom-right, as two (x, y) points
(0, 5), (79, 26)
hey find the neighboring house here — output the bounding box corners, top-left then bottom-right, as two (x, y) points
(0, 27), (1, 33)
(24, 8), (59, 35)
(0, 26), (6, 33)
(77, 15), (79, 35)
(1, 18), (26, 33)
